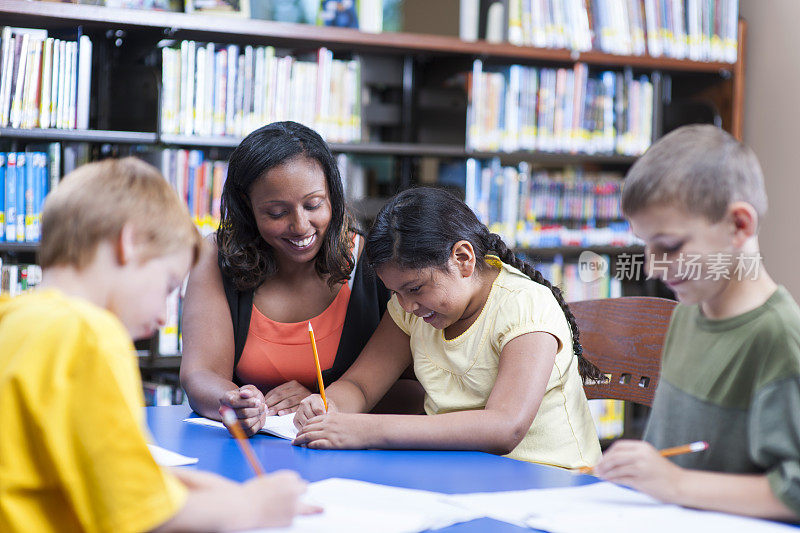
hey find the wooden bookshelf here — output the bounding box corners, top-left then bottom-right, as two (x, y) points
(0, 127), (157, 144)
(518, 245), (645, 257)
(159, 135), (637, 165)
(0, 0), (745, 379)
(0, 0), (736, 74)
(0, 242), (39, 254)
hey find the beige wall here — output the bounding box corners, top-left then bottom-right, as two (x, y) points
(740, 1), (800, 298)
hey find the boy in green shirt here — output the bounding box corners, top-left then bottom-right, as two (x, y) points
(594, 125), (800, 521)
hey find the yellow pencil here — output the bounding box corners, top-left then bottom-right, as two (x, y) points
(220, 406), (266, 476)
(308, 322), (328, 412)
(575, 440), (709, 475)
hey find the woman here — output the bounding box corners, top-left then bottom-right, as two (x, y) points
(180, 121), (421, 435)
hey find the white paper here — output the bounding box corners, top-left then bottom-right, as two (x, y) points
(446, 482), (797, 533)
(252, 478), (481, 533)
(183, 413), (299, 440)
(147, 444), (198, 467)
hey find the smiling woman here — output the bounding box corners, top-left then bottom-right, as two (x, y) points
(179, 121), (422, 436)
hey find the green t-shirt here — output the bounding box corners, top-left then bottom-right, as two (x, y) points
(644, 286), (800, 515)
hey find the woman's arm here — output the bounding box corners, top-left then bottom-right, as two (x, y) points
(294, 331), (557, 454)
(179, 238), (264, 431)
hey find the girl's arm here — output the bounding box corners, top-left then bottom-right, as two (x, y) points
(313, 312), (416, 413)
(594, 440), (798, 521)
(179, 238), (266, 433)
(294, 331), (557, 454)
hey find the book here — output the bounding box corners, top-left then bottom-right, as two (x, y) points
(183, 413), (299, 440)
(185, 0), (250, 17)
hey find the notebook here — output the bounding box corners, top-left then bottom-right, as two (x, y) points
(183, 412), (299, 440)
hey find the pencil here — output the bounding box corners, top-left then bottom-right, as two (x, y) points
(220, 406), (265, 476)
(308, 322), (328, 412)
(574, 440), (709, 475)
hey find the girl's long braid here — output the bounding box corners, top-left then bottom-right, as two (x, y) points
(487, 234), (604, 382)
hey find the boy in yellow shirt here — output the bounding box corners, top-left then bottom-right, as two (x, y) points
(0, 158), (314, 532)
(594, 125), (800, 521)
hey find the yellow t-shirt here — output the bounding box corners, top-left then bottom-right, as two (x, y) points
(0, 290), (187, 533)
(387, 257), (601, 468)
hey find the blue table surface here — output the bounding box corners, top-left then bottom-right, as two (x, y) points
(147, 405), (599, 532)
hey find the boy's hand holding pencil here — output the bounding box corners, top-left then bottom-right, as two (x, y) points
(590, 440), (709, 504)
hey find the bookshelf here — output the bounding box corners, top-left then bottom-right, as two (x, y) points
(0, 0), (746, 415)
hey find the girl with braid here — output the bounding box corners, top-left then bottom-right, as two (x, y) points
(293, 187), (602, 468)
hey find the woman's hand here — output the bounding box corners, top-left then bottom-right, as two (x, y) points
(293, 394), (338, 429)
(292, 412), (377, 450)
(218, 385), (266, 436)
(264, 380), (313, 416)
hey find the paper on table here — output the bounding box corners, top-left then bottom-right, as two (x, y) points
(147, 444), (199, 467)
(446, 481), (797, 533)
(252, 478), (482, 533)
(183, 413), (299, 440)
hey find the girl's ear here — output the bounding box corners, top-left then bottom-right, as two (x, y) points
(451, 240), (477, 278)
(727, 201), (758, 248)
(116, 222), (138, 266)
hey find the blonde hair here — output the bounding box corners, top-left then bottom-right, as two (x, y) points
(40, 157), (202, 269)
(621, 125), (767, 222)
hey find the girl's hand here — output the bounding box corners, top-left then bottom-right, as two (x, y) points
(264, 380), (313, 416)
(292, 412), (375, 449)
(218, 385), (266, 436)
(593, 440), (684, 503)
(293, 394), (338, 429)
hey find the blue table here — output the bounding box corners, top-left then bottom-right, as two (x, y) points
(147, 405), (598, 532)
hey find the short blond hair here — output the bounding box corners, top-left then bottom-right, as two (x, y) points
(40, 157), (202, 269)
(621, 125), (767, 222)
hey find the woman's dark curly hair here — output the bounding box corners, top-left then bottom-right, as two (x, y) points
(365, 187), (604, 383)
(217, 121), (355, 291)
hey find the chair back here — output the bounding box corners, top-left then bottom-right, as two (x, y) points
(571, 297), (677, 407)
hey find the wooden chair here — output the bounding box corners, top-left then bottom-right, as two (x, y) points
(571, 297), (678, 407)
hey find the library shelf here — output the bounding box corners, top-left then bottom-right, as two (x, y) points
(0, 0), (735, 74)
(158, 135), (637, 165)
(0, 242), (39, 253)
(518, 245), (645, 257)
(139, 356), (182, 371)
(0, 128), (158, 144)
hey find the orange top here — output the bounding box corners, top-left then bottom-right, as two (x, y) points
(235, 283), (352, 391)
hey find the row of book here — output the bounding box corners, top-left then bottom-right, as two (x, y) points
(465, 158), (638, 247)
(1, 151), (57, 243)
(519, 221), (637, 249)
(505, 0), (739, 63)
(149, 149), (228, 236)
(467, 61), (653, 156)
(589, 399), (625, 440)
(0, 27), (92, 130)
(160, 43), (361, 143)
(524, 168), (625, 221)
(530, 253), (623, 301)
(142, 379), (186, 406)
(0, 262), (41, 296)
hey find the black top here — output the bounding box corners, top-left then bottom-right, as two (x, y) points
(220, 252), (391, 390)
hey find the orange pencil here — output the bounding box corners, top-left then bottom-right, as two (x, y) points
(308, 322), (328, 412)
(574, 440), (709, 475)
(220, 406), (266, 476)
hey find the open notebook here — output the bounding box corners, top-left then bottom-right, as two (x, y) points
(183, 413), (298, 440)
